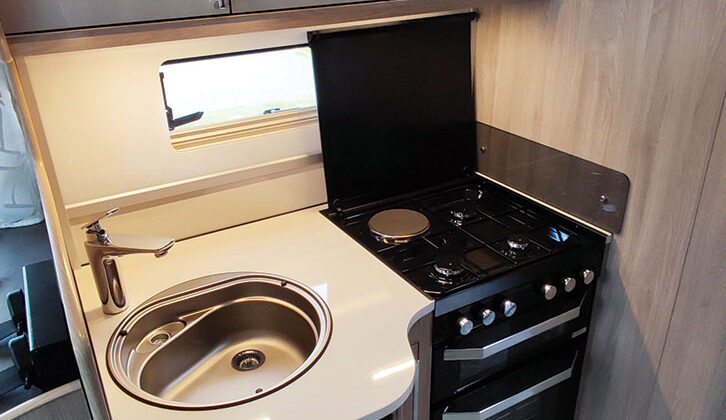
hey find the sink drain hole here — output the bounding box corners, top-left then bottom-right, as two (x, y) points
(149, 332), (170, 345)
(232, 350), (265, 372)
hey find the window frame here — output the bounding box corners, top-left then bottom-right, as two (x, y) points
(170, 106), (318, 150)
(159, 44), (318, 151)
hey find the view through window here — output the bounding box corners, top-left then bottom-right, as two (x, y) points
(160, 46), (317, 131)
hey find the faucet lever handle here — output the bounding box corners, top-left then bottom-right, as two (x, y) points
(83, 207), (120, 233)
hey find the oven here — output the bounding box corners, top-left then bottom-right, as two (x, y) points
(429, 239), (601, 419)
(322, 177), (605, 419)
(323, 177), (605, 419)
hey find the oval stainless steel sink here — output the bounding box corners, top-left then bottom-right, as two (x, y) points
(107, 273), (332, 409)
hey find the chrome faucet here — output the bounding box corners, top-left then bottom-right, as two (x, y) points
(83, 208), (175, 315)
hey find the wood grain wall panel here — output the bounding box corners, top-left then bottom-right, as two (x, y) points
(645, 97), (726, 420)
(473, 0), (726, 418)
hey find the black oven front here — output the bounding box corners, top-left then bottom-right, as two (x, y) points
(430, 257), (597, 420)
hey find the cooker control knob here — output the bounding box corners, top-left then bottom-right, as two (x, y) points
(541, 284), (557, 300)
(501, 300), (517, 317)
(457, 317), (473, 336)
(562, 277), (576, 293)
(581, 269), (595, 285)
(480, 309), (496, 326)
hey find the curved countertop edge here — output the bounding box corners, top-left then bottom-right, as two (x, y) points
(363, 302), (435, 420)
(74, 205), (435, 419)
(407, 303), (436, 334)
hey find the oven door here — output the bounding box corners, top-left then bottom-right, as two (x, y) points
(432, 343), (582, 420)
(432, 290), (591, 404)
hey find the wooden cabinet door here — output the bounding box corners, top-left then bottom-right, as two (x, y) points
(0, 0), (231, 34)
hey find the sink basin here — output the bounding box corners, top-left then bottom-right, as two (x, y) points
(107, 273), (332, 409)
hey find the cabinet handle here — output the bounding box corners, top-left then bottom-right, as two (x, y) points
(215, 0), (227, 10)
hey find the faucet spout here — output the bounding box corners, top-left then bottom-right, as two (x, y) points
(88, 232), (175, 257)
(154, 242), (174, 258)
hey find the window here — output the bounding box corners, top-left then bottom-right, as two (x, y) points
(159, 45), (318, 149)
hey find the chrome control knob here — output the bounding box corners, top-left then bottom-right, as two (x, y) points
(562, 277), (576, 293)
(457, 317), (473, 335)
(582, 269), (595, 285)
(541, 284), (557, 300)
(481, 309), (496, 326)
(501, 300), (517, 317)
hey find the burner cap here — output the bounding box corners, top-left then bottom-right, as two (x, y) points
(450, 199), (478, 222)
(368, 209), (430, 244)
(506, 235), (529, 250)
(433, 255), (466, 278)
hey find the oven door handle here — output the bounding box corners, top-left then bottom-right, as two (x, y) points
(441, 352), (578, 420)
(443, 294), (586, 361)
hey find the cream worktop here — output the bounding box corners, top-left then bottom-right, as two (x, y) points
(74, 205), (433, 419)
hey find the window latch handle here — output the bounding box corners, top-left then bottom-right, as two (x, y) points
(159, 72), (204, 131)
(170, 111), (204, 130)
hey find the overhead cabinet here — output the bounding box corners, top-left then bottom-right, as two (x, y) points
(0, 0), (230, 34)
(0, 0), (383, 34)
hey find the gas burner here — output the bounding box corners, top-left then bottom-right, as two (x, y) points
(368, 209), (430, 245)
(506, 235), (530, 250)
(431, 255), (467, 285)
(492, 235), (549, 264)
(449, 199), (479, 225)
(433, 255), (466, 277)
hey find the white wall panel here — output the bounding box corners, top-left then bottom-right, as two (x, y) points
(20, 28), (318, 207)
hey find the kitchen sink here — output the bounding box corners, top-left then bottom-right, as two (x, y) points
(106, 272), (332, 409)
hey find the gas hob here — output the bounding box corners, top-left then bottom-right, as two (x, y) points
(327, 181), (582, 300)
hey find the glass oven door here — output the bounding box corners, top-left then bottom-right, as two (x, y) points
(433, 342), (583, 420)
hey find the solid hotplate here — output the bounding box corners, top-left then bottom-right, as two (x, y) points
(368, 209), (430, 244)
